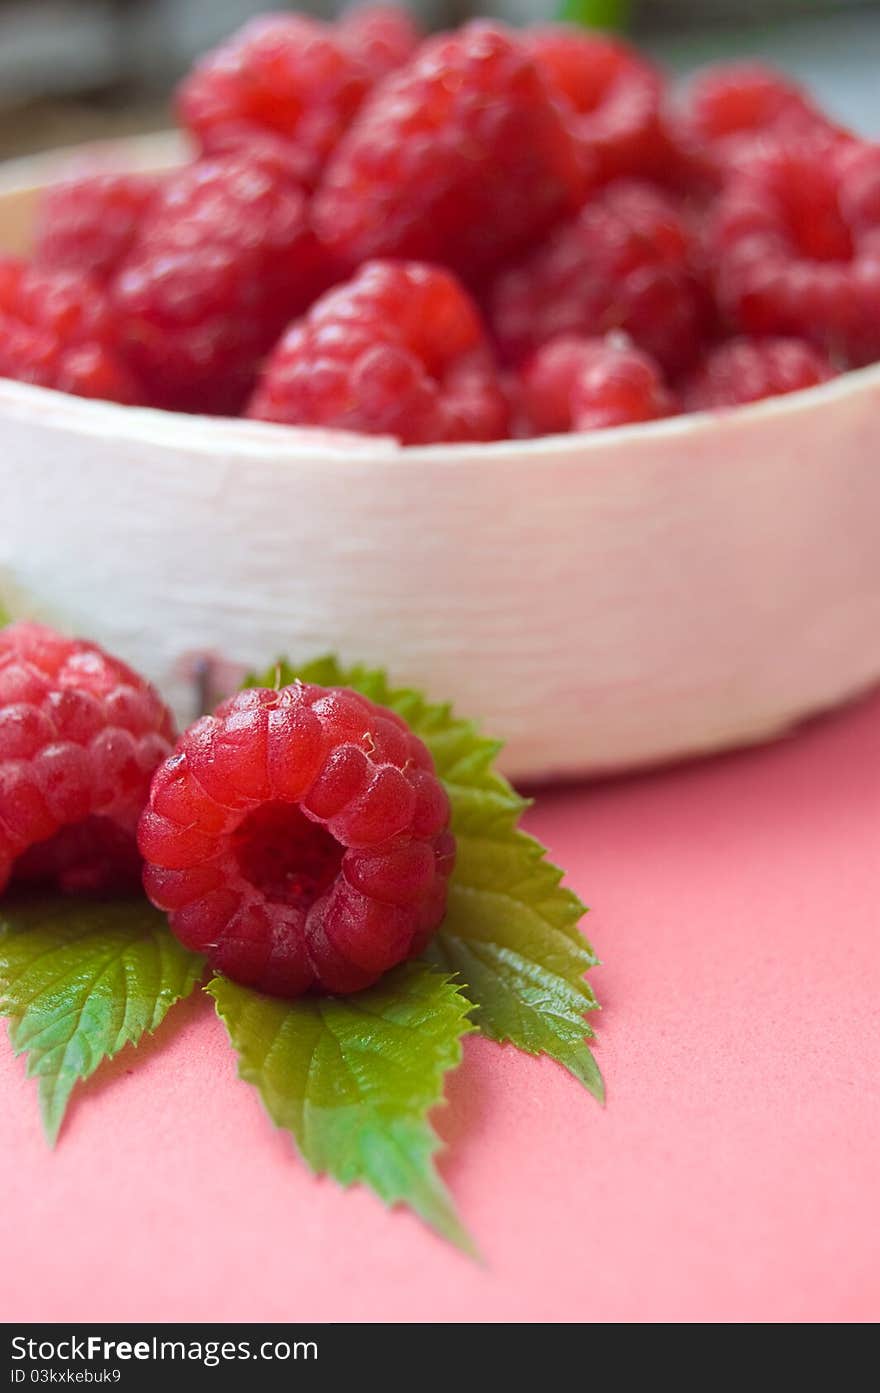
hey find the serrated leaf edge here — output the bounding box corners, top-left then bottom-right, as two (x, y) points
(0, 905), (204, 1143)
(208, 969), (479, 1256)
(246, 656), (604, 1101)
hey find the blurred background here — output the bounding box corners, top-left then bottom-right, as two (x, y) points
(0, 0), (877, 159)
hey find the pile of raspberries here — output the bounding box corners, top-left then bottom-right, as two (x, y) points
(2, 7), (878, 445)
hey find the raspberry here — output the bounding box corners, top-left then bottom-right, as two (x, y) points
(711, 139), (880, 366)
(34, 172), (159, 283)
(341, 5), (422, 82)
(682, 336), (835, 410)
(0, 258), (142, 404)
(525, 25), (666, 184)
(0, 622), (175, 896)
(488, 178), (711, 374)
(520, 334), (676, 434)
(313, 22), (586, 281)
(247, 260), (508, 444)
(139, 683), (455, 998)
(112, 151), (330, 415)
(673, 63), (845, 184)
(176, 10), (413, 189)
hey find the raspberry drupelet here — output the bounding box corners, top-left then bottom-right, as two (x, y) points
(524, 25), (667, 185)
(0, 622), (176, 896)
(177, 8), (418, 189)
(488, 178), (711, 375)
(682, 336), (835, 410)
(313, 21), (586, 281)
(0, 258), (142, 404)
(520, 334), (676, 435)
(247, 260), (509, 444)
(139, 683), (455, 998)
(112, 150), (331, 415)
(711, 139), (880, 366)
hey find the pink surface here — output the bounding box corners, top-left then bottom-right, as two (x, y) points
(2, 689), (879, 1324)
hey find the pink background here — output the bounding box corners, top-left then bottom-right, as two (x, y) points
(2, 689), (879, 1323)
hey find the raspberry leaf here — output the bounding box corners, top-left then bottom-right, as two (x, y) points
(0, 897), (204, 1143)
(556, 0), (632, 31)
(209, 963), (475, 1253)
(247, 659), (602, 1101)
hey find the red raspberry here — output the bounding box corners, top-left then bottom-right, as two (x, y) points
(0, 622), (175, 896)
(176, 10), (413, 189)
(682, 336), (835, 410)
(524, 25), (666, 184)
(247, 260), (508, 444)
(313, 22), (586, 281)
(341, 5), (422, 81)
(139, 683), (455, 998)
(488, 178), (711, 374)
(711, 139), (880, 366)
(0, 258), (142, 404)
(34, 171), (159, 283)
(673, 62), (845, 185)
(112, 151), (330, 415)
(521, 334), (676, 434)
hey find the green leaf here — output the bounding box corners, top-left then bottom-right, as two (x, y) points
(209, 963), (475, 1253)
(0, 897), (204, 1143)
(556, 0), (632, 31)
(0, 599), (10, 627)
(247, 658), (602, 1101)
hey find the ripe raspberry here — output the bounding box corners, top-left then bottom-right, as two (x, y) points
(112, 151), (331, 415)
(488, 178), (711, 375)
(673, 62), (845, 184)
(521, 334), (676, 434)
(139, 683), (455, 998)
(682, 336), (835, 410)
(313, 22), (586, 281)
(0, 258), (142, 404)
(711, 139), (880, 366)
(247, 260), (508, 444)
(34, 171), (159, 282)
(524, 25), (666, 184)
(341, 5), (422, 82)
(0, 622), (175, 896)
(176, 10), (414, 189)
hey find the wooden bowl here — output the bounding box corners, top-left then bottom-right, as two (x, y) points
(2, 135), (879, 780)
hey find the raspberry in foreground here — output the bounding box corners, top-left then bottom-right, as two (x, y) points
(0, 622), (176, 896)
(247, 260), (508, 444)
(682, 337), (835, 410)
(488, 179), (711, 375)
(711, 139), (880, 366)
(313, 21), (585, 280)
(0, 258), (142, 404)
(176, 9), (414, 188)
(139, 684), (455, 998)
(525, 25), (667, 184)
(521, 334), (676, 434)
(34, 171), (160, 283)
(112, 151), (331, 415)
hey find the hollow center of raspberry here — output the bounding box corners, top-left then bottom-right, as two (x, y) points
(232, 802), (344, 908)
(12, 816), (142, 895)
